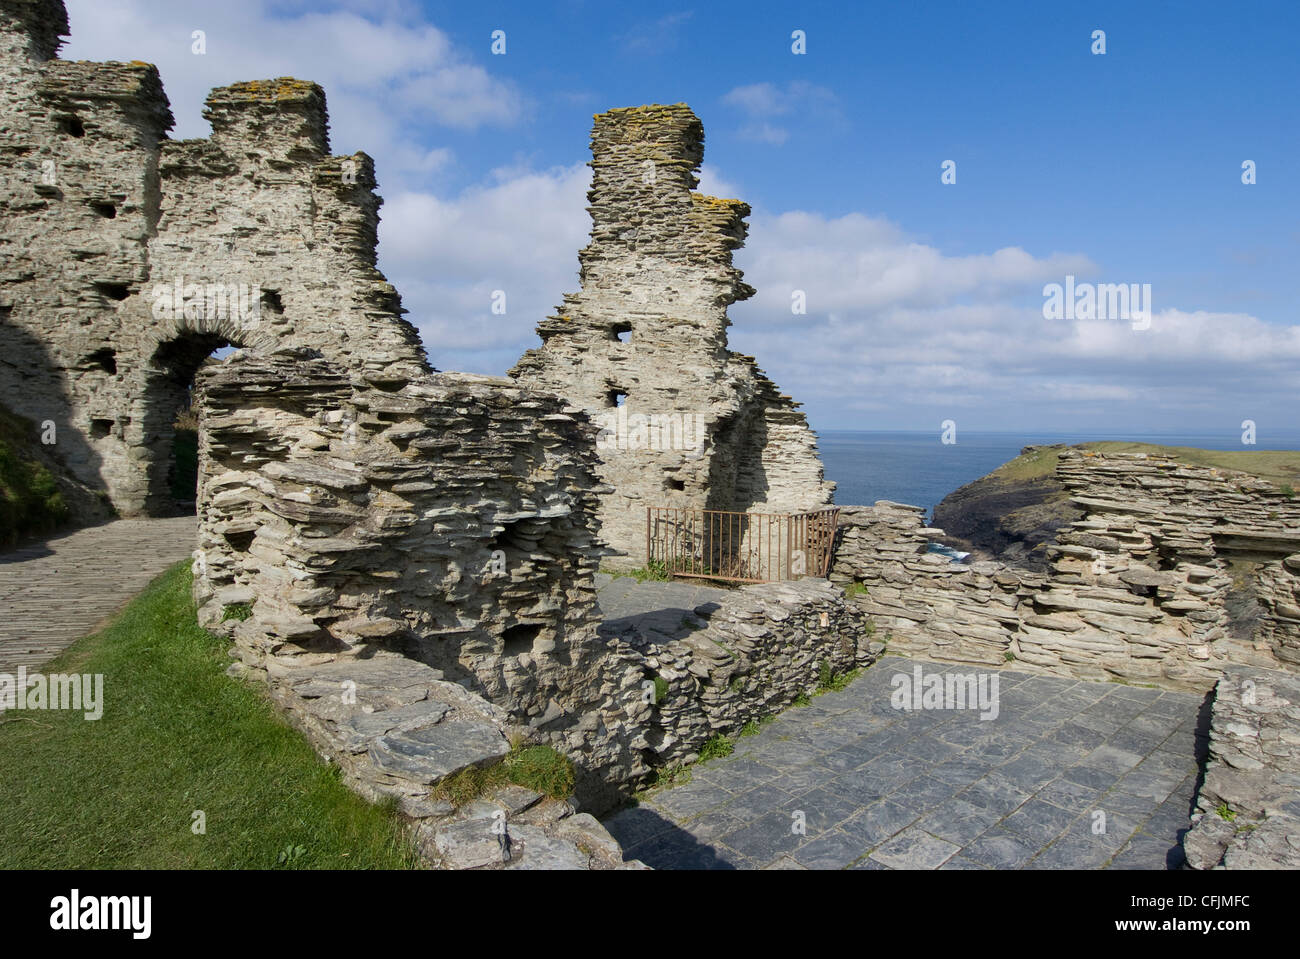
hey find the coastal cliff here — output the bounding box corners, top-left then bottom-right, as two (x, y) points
(933, 442), (1300, 571)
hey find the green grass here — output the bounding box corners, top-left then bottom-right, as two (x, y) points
(816, 661), (861, 694)
(599, 560), (672, 583)
(221, 602), (253, 622)
(698, 734), (734, 762)
(432, 742), (577, 807)
(1216, 803), (1237, 823)
(0, 403), (69, 546)
(989, 441), (1300, 488)
(0, 561), (419, 869)
(652, 674), (669, 704)
(843, 582), (869, 599)
(738, 715), (774, 737)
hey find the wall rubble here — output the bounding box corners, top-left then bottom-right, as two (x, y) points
(195, 350), (877, 817)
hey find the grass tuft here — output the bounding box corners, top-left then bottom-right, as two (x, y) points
(431, 743), (576, 806)
(698, 734), (733, 762)
(221, 603), (253, 622)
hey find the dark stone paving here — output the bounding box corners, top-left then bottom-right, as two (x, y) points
(603, 653), (1209, 870)
(594, 572), (733, 646)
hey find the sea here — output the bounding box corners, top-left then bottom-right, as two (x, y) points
(819, 430), (1300, 520)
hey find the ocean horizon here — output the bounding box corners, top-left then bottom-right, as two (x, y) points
(818, 429), (1300, 518)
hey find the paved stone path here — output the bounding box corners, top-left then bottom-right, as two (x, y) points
(0, 517), (196, 671)
(603, 652), (1207, 870)
(594, 572), (734, 644)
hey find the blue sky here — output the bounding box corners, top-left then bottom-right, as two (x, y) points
(64, 0), (1300, 438)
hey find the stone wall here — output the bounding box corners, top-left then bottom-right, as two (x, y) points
(194, 349), (875, 812)
(1183, 665), (1300, 869)
(832, 450), (1300, 692)
(510, 105), (832, 566)
(0, 0), (427, 516)
(609, 578), (883, 766)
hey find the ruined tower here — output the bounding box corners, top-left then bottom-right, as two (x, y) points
(511, 104), (833, 565)
(0, 0), (428, 516)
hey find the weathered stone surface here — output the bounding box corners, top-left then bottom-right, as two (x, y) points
(509, 104), (832, 565)
(831, 450), (1300, 691)
(1184, 665), (1300, 869)
(368, 722), (510, 784)
(0, 2), (427, 516)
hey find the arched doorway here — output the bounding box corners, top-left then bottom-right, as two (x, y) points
(143, 331), (237, 515)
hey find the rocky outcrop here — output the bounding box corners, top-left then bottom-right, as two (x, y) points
(931, 446), (1081, 569)
(832, 450), (1300, 691)
(510, 104), (832, 565)
(1183, 665), (1300, 869)
(0, 1), (427, 516)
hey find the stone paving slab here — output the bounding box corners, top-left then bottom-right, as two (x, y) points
(594, 573), (735, 646)
(603, 654), (1207, 870)
(0, 517), (196, 671)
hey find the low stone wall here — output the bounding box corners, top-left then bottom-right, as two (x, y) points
(1183, 665), (1300, 869)
(831, 451), (1300, 692)
(612, 578), (883, 768)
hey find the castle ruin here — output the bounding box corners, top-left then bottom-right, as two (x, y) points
(0, 0), (426, 517)
(7, 0), (1299, 870)
(510, 105), (834, 564)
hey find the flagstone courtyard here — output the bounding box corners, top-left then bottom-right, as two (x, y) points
(601, 652), (1206, 870)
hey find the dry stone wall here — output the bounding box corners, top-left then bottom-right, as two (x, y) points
(510, 105), (832, 565)
(832, 450), (1300, 692)
(1183, 665), (1300, 869)
(194, 349), (876, 813)
(0, 0), (426, 516)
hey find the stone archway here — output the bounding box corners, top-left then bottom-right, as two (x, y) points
(141, 329), (241, 515)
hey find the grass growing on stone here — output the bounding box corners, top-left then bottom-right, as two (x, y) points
(816, 660), (861, 694)
(607, 560), (674, 583)
(652, 675), (669, 704)
(431, 742), (576, 806)
(0, 561), (419, 869)
(739, 714), (775, 737)
(221, 602), (253, 622)
(698, 733), (734, 762)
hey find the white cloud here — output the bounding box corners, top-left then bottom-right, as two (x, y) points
(379, 165), (592, 371)
(719, 209), (1300, 429)
(62, 0), (521, 182)
(722, 81), (839, 145)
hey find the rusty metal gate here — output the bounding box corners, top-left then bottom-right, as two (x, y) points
(645, 506), (840, 584)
